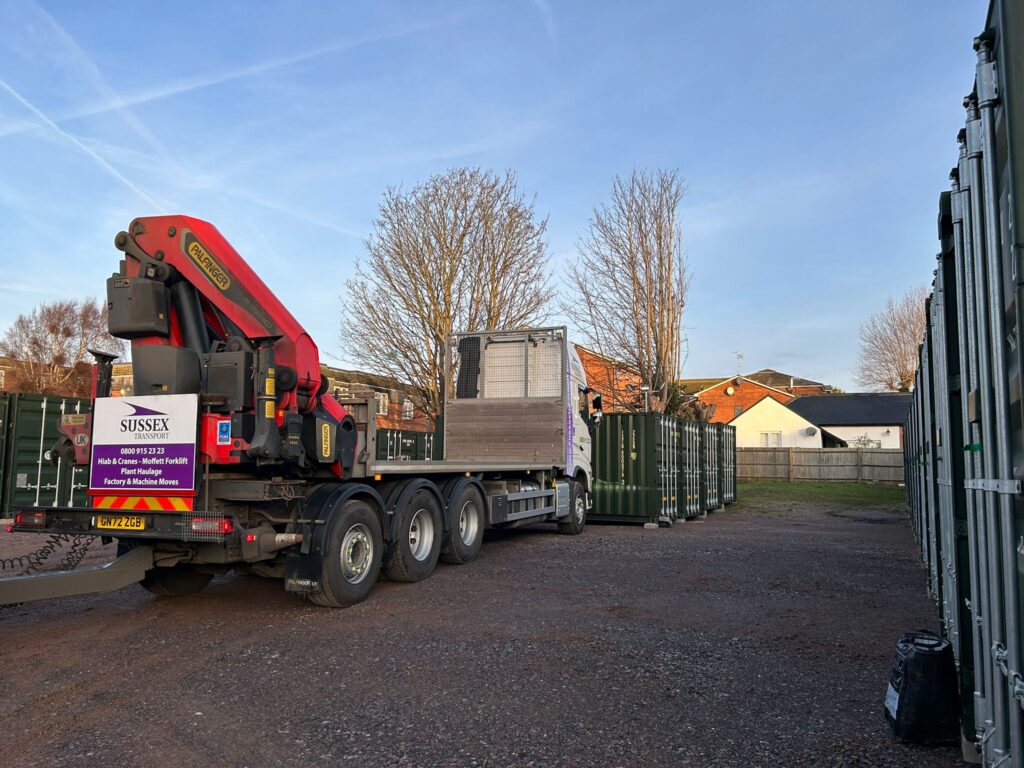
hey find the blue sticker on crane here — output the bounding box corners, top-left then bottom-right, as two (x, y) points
(217, 420), (232, 445)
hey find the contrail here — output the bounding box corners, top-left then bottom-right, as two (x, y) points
(0, 13), (471, 138)
(25, 0), (173, 162)
(0, 79), (165, 211)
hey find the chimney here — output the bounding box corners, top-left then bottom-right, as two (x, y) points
(789, 377), (794, 393)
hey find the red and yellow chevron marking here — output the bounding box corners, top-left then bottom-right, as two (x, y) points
(92, 496), (194, 512)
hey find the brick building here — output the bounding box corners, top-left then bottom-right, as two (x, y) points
(677, 369), (830, 424)
(573, 345), (644, 413)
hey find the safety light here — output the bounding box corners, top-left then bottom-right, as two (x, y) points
(191, 518), (233, 535)
(15, 511), (46, 529)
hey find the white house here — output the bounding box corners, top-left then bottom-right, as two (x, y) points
(787, 394), (910, 450)
(729, 396), (830, 448)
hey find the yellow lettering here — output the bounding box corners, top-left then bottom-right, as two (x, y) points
(186, 238), (231, 291)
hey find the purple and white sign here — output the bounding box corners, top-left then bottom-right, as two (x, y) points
(89, 394), (199, 493)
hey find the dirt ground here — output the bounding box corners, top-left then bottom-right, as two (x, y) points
(0, 487), (961, 768)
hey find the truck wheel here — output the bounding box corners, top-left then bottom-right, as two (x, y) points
(558, 481), (586, 535)
(140, 566), (212, 597)
(441, 485), (485, 565)
(385, 488), (442, 582)
(307, 499), (383, 608)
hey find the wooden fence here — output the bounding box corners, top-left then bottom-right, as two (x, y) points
(737, 448), (904, 484)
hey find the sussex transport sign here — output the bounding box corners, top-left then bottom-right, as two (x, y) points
(89, 394), (199, 493)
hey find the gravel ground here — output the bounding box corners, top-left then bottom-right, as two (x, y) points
(0, 493), (961, 767)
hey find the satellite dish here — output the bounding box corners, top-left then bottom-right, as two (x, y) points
(805, 426), (818, 436)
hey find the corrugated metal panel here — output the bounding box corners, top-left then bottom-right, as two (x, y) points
(1, 393), (91, 516)
(677, 420), (703, 518)
(700, 422), (721, 512)
(592, 413), (733, 523)
(375, 428), (436, 462)
(721, 425), (737, 504)
(0, 392), (9, 512)
(591, 413), (673, 524)
(904, 1), (1022, 758)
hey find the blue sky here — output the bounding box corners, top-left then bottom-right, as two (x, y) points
(0, 0), (985, 390)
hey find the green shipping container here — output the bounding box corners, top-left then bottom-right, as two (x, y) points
(700, 422), (721, 512)
(375, 428), (437, 462)
(677, 420), (703, 519)
(720, 424), (737, 504)
(0, 393), (91, 518)
(591, 412), (683, 525)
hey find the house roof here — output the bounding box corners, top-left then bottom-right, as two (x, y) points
(745, 369), (824, 389)
(727, 395), (813, 426)
(787, 393), (911, 426)
(675, 377), (728, 395)
(676, 375), (795, 399)
(726, 396), (848, 446)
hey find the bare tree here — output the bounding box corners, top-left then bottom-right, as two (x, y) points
(0, 298), (124, 396)
(565, 169), (689, 413)
(342, 168), (551, 419)
(855, 285), (928, 392)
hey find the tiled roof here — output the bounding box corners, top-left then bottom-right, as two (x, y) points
(745, 369), (823, 389)
(675, 377), (728, 394)
(787, 393), (912, 426)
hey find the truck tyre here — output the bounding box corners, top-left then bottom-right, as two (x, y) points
(557, 481), (586, 535)
(140, 565), (213, 597)
(307, 499), (383, 608)
(385, 488), (442, 582)
(440, 485), (485, 565)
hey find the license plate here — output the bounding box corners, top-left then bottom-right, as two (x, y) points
(96, 514), (146, 531)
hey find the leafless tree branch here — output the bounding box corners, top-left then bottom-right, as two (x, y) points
(341, 168), (551, 418)
(0, 298), (124, 396)
(854, 285), (928, 392)
(564, 169), (689, 413)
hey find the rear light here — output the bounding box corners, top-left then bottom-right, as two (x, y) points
(245, 533), (257, 543)
(191, 517), (233, 535)
(15, 511), (46, 529)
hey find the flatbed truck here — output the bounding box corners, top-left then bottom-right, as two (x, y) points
(0, 215), (602, 607)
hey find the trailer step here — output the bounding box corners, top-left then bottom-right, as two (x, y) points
(0, 545), (153, 605)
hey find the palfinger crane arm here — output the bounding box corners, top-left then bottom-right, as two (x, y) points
(103, 215), (354, 475)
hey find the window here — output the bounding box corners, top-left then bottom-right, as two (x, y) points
(759, 431), (781, 448)
(374, 391), (390, 415)
(733, 405), (743, 418)
(401, 399), (415, 419)
(0, 369), (5, 390)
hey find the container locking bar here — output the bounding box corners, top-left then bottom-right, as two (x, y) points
(963, 479), (1021, 495)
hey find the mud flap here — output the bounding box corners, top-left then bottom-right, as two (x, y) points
(283, 552), (321, 594)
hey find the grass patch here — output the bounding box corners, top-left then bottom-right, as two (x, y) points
(735, 480), (906, 508)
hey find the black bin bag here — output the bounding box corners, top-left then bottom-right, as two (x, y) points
(884, 630), (959, 743)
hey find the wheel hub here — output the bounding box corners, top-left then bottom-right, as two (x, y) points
(408, 508), (435, 561)
(341, 523), (373, 584)
(458, 500), (480, 547)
